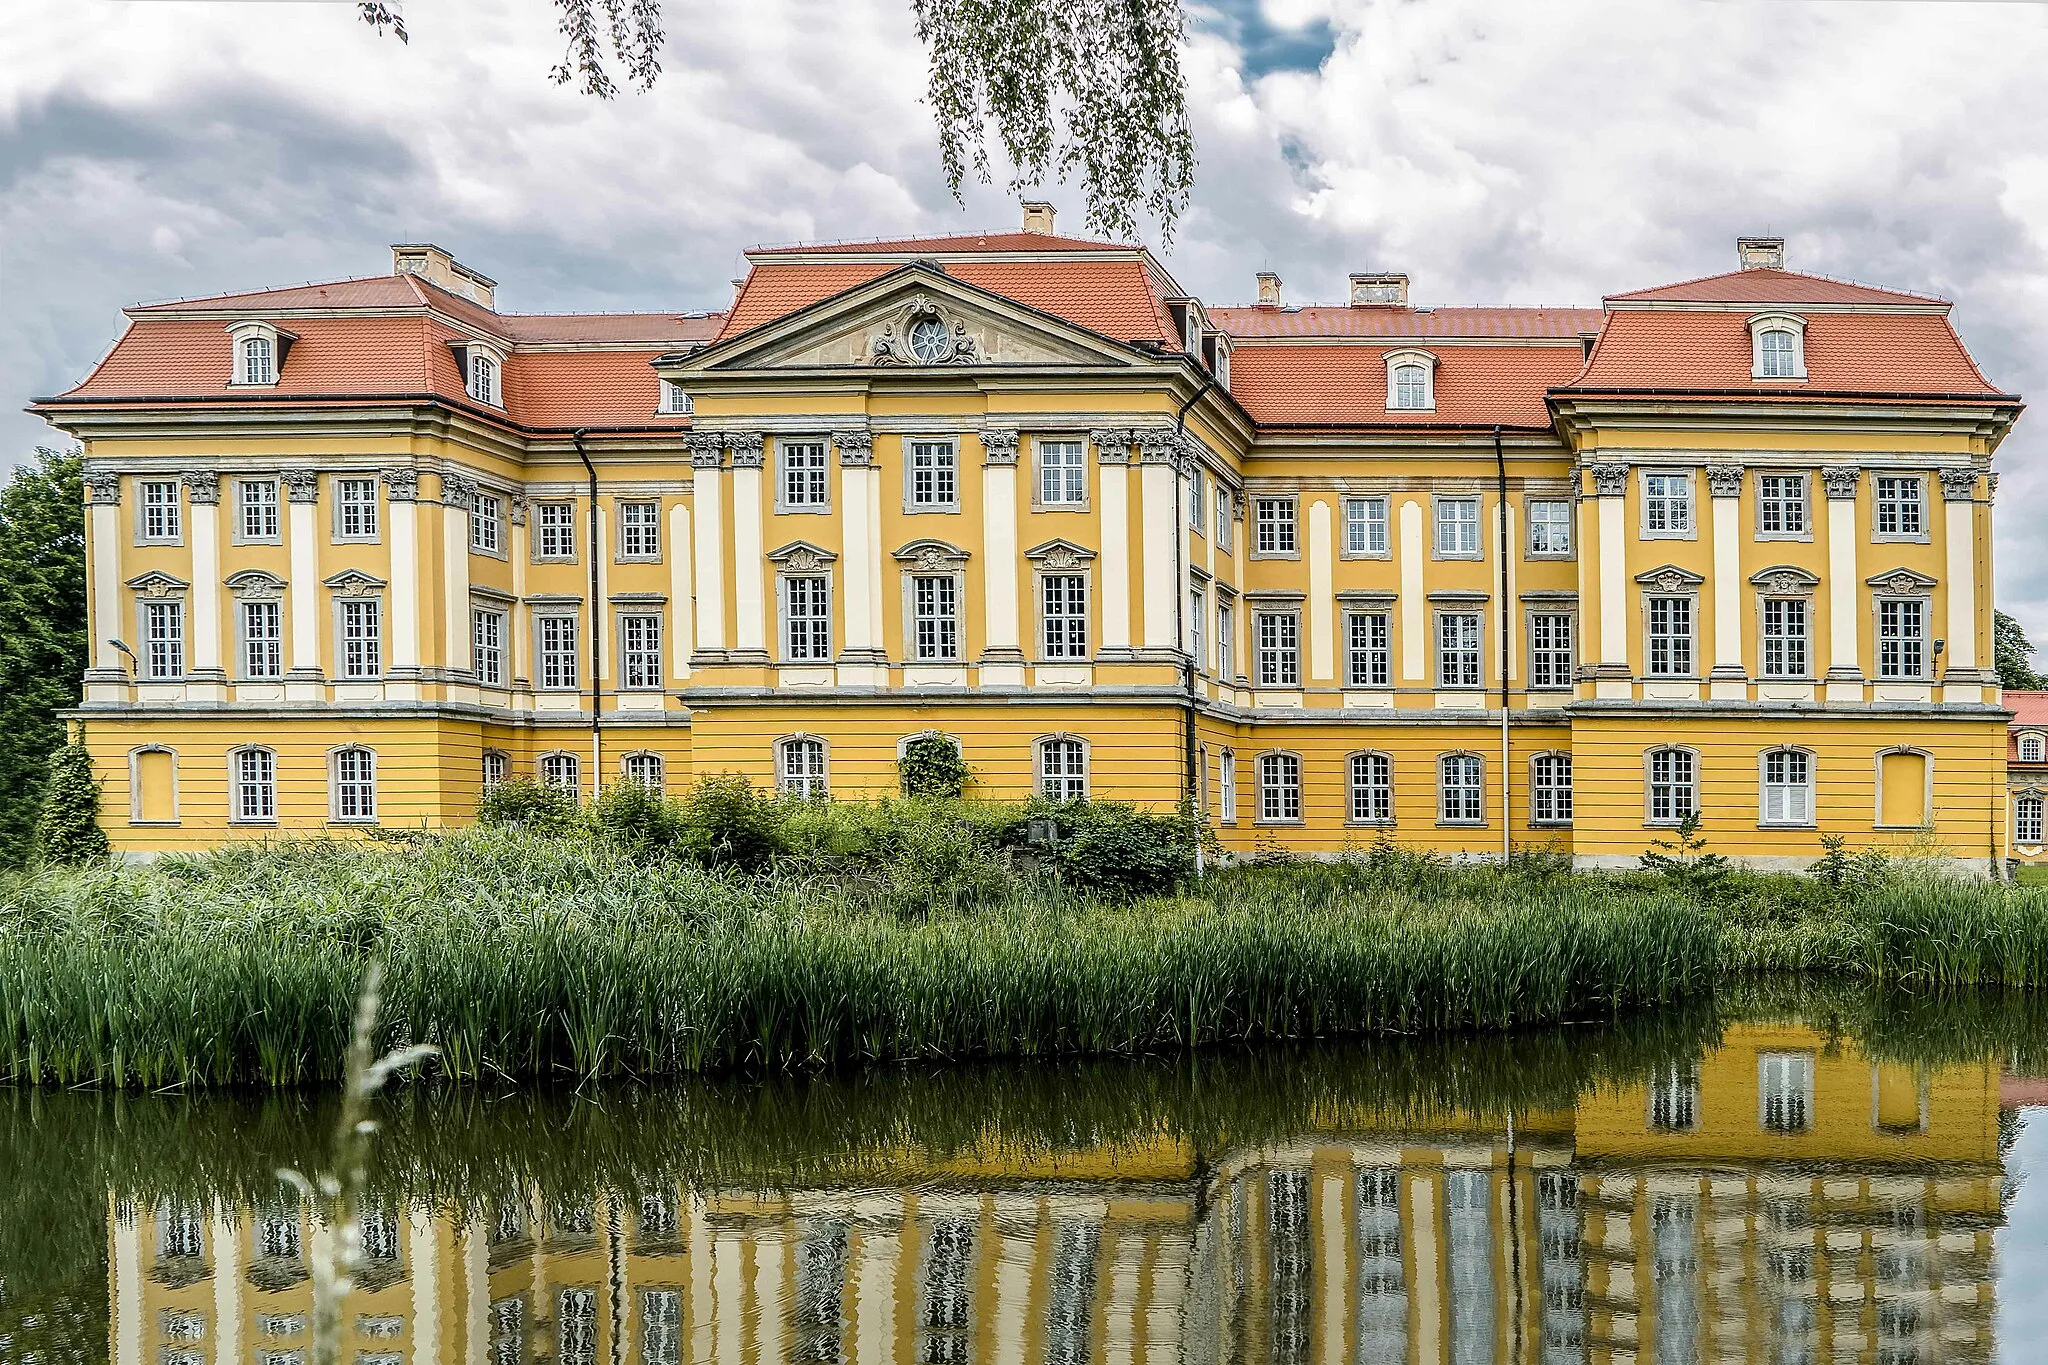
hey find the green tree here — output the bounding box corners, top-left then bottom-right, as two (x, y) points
(358, 0), (1194, 242)
(1996, 610), (2046, 690)
(33, 736), (108, 866)
(0, 449), (88, 867)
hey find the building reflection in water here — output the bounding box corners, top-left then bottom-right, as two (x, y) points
(108, 1021), (2004, 1364)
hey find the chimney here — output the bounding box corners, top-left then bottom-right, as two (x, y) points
(1021, 201), (1057, 235)
(391, 243), (496, 308)
(1255, 271), (1283, 306)
(1737, 236), (1786, 271)
(1349, 272), (1409, 307)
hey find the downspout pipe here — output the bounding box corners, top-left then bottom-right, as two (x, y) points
(1496, 425), (1512, 863)
(573, 429), (603, 799)
(1176, 377), (1217, 868)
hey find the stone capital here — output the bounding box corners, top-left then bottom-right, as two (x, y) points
(282, 468), (320, 504)
(1587, 462), (1629, 498)
(85, 470), (122, 506)
(978, 425), (1020, 466)
(182, 469), (220, 505)
(1821, 465), (1861, 501)
(1938, 466), (1979, 502)
(1704, 463), (1744, 499)
(440, 473), (478, 511)
(381, 467), (419, 502)
(684, 432), (725, 469)
(831, 430), (873, 467)
(1089, 428), (1133, 465)
(726, 432), (765, 469)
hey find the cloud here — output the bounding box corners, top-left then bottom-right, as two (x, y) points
(4, 0), (2048, 652)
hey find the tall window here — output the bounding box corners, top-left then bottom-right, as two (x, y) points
(778, 737), (827, 798)
(1041, 575), (1088, 659)
(332, 747), (377, 821)
(1349, 752), (1392, 824)
(1759, 1052), (1814, 1133)
(909, 440), (957, 507)
(241, 334), (275, 385)
(1761, 599), (1808, 678)
(1258, 752), (1302, 822)
(1187, 465), (1205, 533)
(2017, 793), (2045, 845)
(482, 751), (509, 789)
(1528, 499), (1572, 554)
(1434, 498), (1480, 556)
(241, 600), (282, 678)
(1646, 597), (1693, 676)
(1437, 612), (1482, 688)
(540, 752), (580, 794)
(1344, 497), (1388, 554)
(1761, 749), (1813, 825)
(1215, 489), (1233, 551)
(1757, 329), (1799, 379)
(1219, 749), (1237, 822)
(1439, 754), (1483, 824)
(912, 575), (959, 660)
(1255, 498), (1296, 554)
(336, 477), (378, 540)
(472, 608), (506, 686)
(339, 599), (381, 678)
(1647, 747), (1697, 824)
(538, 615), (579, 689)
(1255, 611), (1300, 687)
(1758, 474), (1807, 534)
(1216, 602), (1234, 680)
(233, 747), (276, 822)
(642, 1290), (682, 1365)
(1648, 1063), (1699, 1131)
(467, 352), (498, 406)
(1039, 440), (1085, 505)
(784, 576), (831, 661)
(1346, 610), (1390, 688)
(1877, 599), (1926, 679)
(471, 492), (503, 553)
(1529, 613), (1573, 689)
(619, 613), (663, 690)
(623, 752), (664, 791)
(140, 480), (181, 542)
(1038, 737), (1088, 802)
(1532, 753), (1572, 825)
(238, 478), (280, 540)
(781, 441), (829, 508)
(619, 501), (661, 558)
(1189, 587), (1205, 669)
(1643, 473), (1692, 534)
(535, 502), (576, 559)
(1875, 476), (1924, 537)
(558, 1289), (597, 1365)
(144, 600), (184, 678)
(1390, 363), (1429, 410)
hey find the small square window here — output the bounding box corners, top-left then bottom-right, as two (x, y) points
(780, 441), (830, 511)
(1758, 474), (1808, 536)
(1343, 497), (1389, 555)
(237, 479), (281, 542)
(534, 502), (577, 560)
(618, 501), (661, 559)
(1433, 498), (1480, 557)
(1641, 473), (1694, 537)
(139, 480), (182, 543)
(1254, 498), (1297, 555)
(471, 492), (504, 554)
(1527, 499), (1572, 555)
(908, 440), (958, 509)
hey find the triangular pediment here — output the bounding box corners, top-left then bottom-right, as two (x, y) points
(669, 265), (1141, 373)
(1633, 563), (1706, 591)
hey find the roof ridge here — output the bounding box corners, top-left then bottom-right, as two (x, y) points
(746, 228), (1138, 253)
(1609, 265), (1949, 305)
(128, 272), (406, 310)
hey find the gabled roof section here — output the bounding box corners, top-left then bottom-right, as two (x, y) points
(1228, 342), (1587, 429)
(1607, 267), (1949, 310)
(1212, 306), (1604, 340)
(748, 229), (1140, 256)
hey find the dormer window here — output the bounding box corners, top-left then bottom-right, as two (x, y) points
(226, 321), (288, 386)
(451, 341), (506, 407)
(1384, 350), (1436, 412)
(659, 379), (693, 415)
(1749, 313), (1807, 381)
(242, 334), (274, 385)
(2021, 732), (2046, 764)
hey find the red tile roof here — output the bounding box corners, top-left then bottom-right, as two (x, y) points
(1608, 267), (1948, 307)
(748, 230), (1139, 255)
(504, 350), (685, 428)
(2009, 691), (2048, 762)
(64, 315), (439, 400)
(1213, 306), (1603, 339)
(1228, 343), (1588, 428)
(1564, 311), (2007, 398)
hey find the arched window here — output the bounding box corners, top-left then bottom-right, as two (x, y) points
(1218, 748), (1238, 823)
(1392, 364), (1429, 410)
(539, 752), (580, 796)
(1877, 748), (1929, 829)
(2021, 733), (2046, 764)
(1257, 752), (1302, 823)
(242, 335), (275, 386)
(1757, 330), (1798, 378)
(1760, 749), (1814, 826)
(622, 752), (665, 792)
(1348, 752), (1392, 824)
(2018, 793), (2045, 846)
(1646, 747), (1697, 825)
(1037, 736), (1088, 802)
(468, 351), (499, 406)
(1438, 754), (1483, 825)
(331, 747), (377, 822)
(481, 750), (510, 789)
(777, 736), (828, 799)
(1531, 753), (1572, 826)
(231, 746), (277, 823)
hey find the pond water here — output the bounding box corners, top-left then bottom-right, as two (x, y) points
(3, 983), (2046, 1364)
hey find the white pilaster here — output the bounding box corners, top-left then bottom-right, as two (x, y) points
(89, 502), (123, 676)
(1317, 1173), (1348, 1365)
(1823, 466), (1864, 701)
(1707, 464), (1746, 699)
(1943, 468), (1982, 699)
(284, 469), (323, 696)
(853, 1230), (900, 1365)
(463, 1225), (488, 1364)
(753, 1231), (786, 1364)
(979, 428), (1024, 685)
(113, 1203), (142, 1365)
(1399, 499), (1425, 680)
(690, 442), (727, 659)
(386, 471), (420, 682)
(1140, 454), (1177, 651)
(1097, 431), (1133, 656)
(866, 462), (885, 653)
(1308, 499), (1334, 681)
(511, 502), (531, 693)
(669, 505), (693, 680)
(442, 477), (473, 676)
(1590, 462), (1631, 698)
(730, 433), (767, 660)
(1502, 498), (1519, 683)
(187, 477), (224, 688)
(409, 1206), (441, 1365)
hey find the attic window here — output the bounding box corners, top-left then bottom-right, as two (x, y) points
(227, 321), (286, 387)
(452, 342), (505, 407)
(1749, 313), (1807, 381)
(660, 379), (693, 415)
(1384, 350), (1436, 412)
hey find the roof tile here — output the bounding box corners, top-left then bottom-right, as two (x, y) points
(1228, 343), (1587, 428)
(1608, 267), (1947, 307)
(1212, 306), (1604, 339)
(1566, 311), (2005, 397)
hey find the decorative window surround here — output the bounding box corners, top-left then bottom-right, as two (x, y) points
(1749, 313), (1808, 381)
(1033, 437), (1090, 510)
(1639, 471), (1696, 540)
(227, 320), (291, 386)
(1383, 348), (1437, 412)
(775, 438), (831, 514)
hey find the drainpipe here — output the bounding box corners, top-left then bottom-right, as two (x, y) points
(1176, 377), (1216, 871)
(573, 429), (603, 798)
(1496, 425), (1512, 863)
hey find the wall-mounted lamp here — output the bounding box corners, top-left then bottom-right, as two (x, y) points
(108, 638), (138, 675)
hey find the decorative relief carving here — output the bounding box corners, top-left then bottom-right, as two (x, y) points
(125, 571), (187, 599)
(1135, 428), (1181, 466)
(380, 468), (419, 502)
(831, 430), (874, 466)
(1089, 428), (1133, 465)
(784, 547), (824, 572)
(223, 569), (286, 601)
(684, 432), (725, 469)
(183, 470), (221, 505)
(1938, 467), (1979, 502)
(978, 426), (1020, 466)
(509, 496), (529, 526)
(1588, 462), (1629, 497)
(282, 469), (320, 504)
(440, 474), (478, 510)
(726, 432), (765, 469)
(1041, 546), (1082, 570)
(1821, 465), (1861, 500)
(1987, 471), (2001, 502)
(85, 470), (122, 506)
(870, 294), (980, 366)
(1704, 463), (1744, 498)
(1633, 564), (1705, 593)
(325, 570), (385, 598)
(1748, 564), (1822, 596)
(1867, 568), (1938, 597)
(892, 538), (971, 569)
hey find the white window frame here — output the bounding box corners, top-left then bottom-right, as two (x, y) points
(1876, 597), (1929, 680)
(533, 501), (577, 561)
(617, 611), (664, 691)
(335, 596), (383, 679)
(1038, 571), (1090, 661)
(1758, 1051), (1816, 1133)
(332, 477), (380, 543)
(1760, 597), (1810, 679)
(1435, 610), (1483, 689)
(137, 479), (182, 545)
(909, 573), (962, 661)
(622, 751), (665, 792)
(141, 598), (186, 679)
(1647, 1063), (1700, 1132)
(1345, 609), (1391, 688)
(776, 735), (829, 798)
(1253, 497), (1298, 557)
(1760, 748), (1815, 827)
(329, 746), (378, 823)
(1526, 498), (1573, 557)
(230, 746), (278, 824)
(1347, 751), (1393, 826)
(1527, 610), (1574, 690)
(235, 478), (281, 543)
(658, 378), (692, 415)
(1749, 313), (1808, 381)
(1216, 598), (1235, 682)
(539, 751), (581, 795)
(536, 612), (580, 690)
(2016, 791), (2045, 846)
(1873, 475), (1927, 541)
(239, 598), (284, 680)
(1531, 752), (1573, 826)
(466, 346), (504, 407)
(470, 491), (505, 555)
(780, 573), (833, 663)
(1640, 471), (1695, 539)
(482, 750), (510, 789)
(1218, 748), (1238, 823)
(2020, 733), (2047, 765)
(1036, 735), (1090, 802)
(1215, 488), (1235, 553)
(1437, 753), (1484, 826)
(1644, 595), (1696, 677)
(1342, 496), (1390, 557)
(239, 332), (277, 386)
(777, 439), (831, 514)
(472, 606), (507, 686)
(1756, 473), (1810, 539)
(1384, 349), (1436, 412)
(906, 438), (959, 511)
(1256, 751), (1303, 825)
(1432, 496), (1481, 559)
(1187, 465), (1206, 536)
(617, 501), (661, 561)
(1255, 609), (1301, 687)
(1645, 746), (1699, 826)
(1034, 438), (1088, 509)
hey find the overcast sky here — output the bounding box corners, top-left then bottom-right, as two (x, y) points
(5, 0), (2048, 652)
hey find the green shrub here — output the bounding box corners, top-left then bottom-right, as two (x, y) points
(591, 781), (684, 856)
(1639, 811), (1731, 894)
(476, 777), (581, 833)
(32, 739), (106, 867)
(675, 773), (785, 872)
(898, 735), (969, 798)
(1011, 800), (1195, 899)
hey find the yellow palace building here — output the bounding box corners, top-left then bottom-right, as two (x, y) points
(34, 216), (2025, 868)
